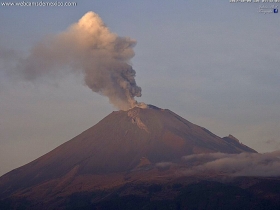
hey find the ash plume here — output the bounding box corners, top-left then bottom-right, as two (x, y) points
(19, 11), (144, 110)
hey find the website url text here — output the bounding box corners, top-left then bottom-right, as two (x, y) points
(1, 1), (77, 7)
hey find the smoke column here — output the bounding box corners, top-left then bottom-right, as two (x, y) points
(20, 11), (145, 110)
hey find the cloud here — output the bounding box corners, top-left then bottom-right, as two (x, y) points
(182, 151), (280, 177)
(0, 47), (20, 76)
(155, 162), (173, 170)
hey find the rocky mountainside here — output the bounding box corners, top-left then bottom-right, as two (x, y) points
(0, 105), (261, 209)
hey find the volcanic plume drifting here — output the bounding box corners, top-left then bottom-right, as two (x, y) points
(19, 11), (144, 110)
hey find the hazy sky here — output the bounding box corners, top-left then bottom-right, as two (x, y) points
(0, 0), (280, 176)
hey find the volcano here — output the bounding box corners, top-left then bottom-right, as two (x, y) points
(2, 105), (271, 209)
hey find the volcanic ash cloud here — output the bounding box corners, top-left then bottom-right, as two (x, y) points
(20, 11), (144, 110)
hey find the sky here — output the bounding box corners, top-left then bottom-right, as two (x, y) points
(0, 0), (280, 176)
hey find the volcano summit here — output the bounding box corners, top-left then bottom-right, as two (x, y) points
(2, 105), (273, 210)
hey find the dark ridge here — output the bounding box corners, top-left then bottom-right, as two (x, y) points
(147, 104), (162, 110)
(223, 135), (257, 153)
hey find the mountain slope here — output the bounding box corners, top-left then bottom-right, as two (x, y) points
(0, 105), (256, 198)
